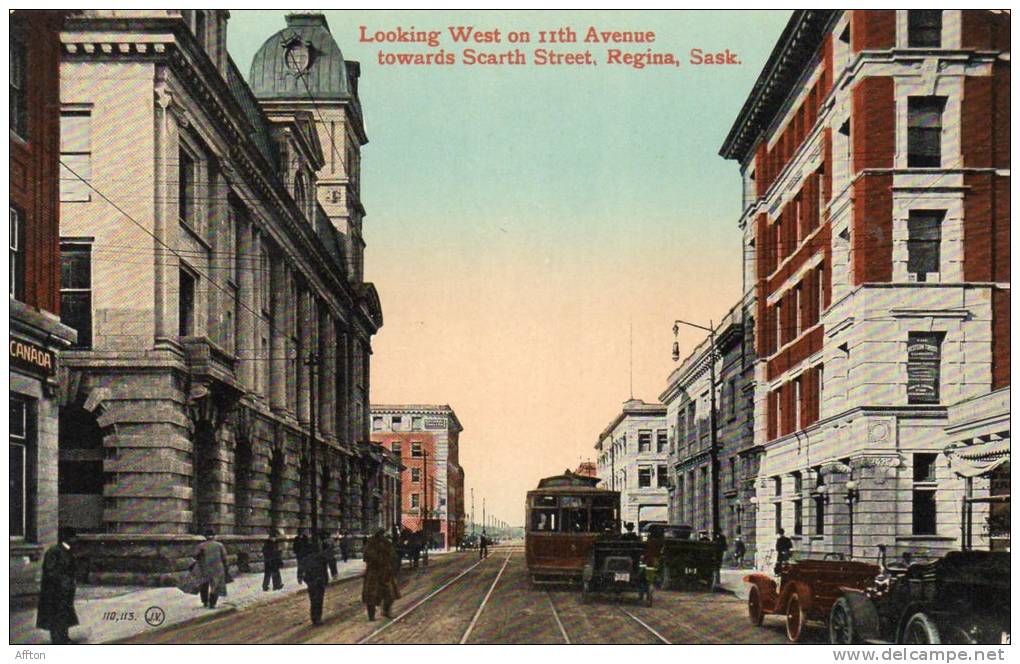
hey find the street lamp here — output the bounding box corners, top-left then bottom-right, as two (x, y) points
(845, 480), (860, 559)
(672, 318), (720, 539)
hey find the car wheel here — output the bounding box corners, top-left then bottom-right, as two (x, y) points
(785, 592), (805, 642)
(829, 596), (856, 645)
(748, 585), (764, 626)
(903, 612), (941, 644)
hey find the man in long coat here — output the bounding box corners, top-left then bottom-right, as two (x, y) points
(195, 530), (230, 608)
(293, 530), (310, 584)
(303, 536), (330, 625)
(36, 527), (79, 644)
(262, 532), (284, 591)
(362, 529), (398, 620)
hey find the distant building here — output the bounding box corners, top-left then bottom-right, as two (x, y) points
(372, 405), (465, 548)
(721, 10), (1009, 562)
(9, 10), (77, 599)
(574, 461), (597, 478)
(595, 399), (669, 531)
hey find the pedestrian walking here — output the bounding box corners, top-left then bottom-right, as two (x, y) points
(775, 528), (793, 574)
(194, 530), (230, 608)
(303, 535), (330, 626)
(293, 530), (310, 584)
(733, 536), (747, 567)
(362, 529), (398, 621)
(262, 532), (284, 591)
(320, 530), (338, 579)
(36, 527), (79, 645)
(479, 530), (489, 559)
(338, 530), (350, 563)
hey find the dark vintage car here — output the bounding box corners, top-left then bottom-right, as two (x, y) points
(829, 550), (1010, 645)
(582, 536), (653, 606)
(643, 524), (721, 591)
(745, 554), (880, 642)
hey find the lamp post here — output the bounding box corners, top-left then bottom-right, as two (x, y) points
(672, 319), (720, 538)
(845, 480), (860, 559)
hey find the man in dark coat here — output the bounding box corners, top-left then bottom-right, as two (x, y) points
(262, 532), (284, 591)
(319, 530), (338, 579)
(36, 528), (79, 644)
(293, 531), (310, 584)
(479, 530), (489, 559)
(195, 529), (230, 608)
(733, 536), (747, 567)
(362, 529), (398, 620)
(775, 528), (794, 574)
(303, 536), (330, 626)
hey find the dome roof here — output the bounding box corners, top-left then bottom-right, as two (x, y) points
(249, 13), (352, 100)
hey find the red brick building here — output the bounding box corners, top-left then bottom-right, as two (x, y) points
(720, 10), (1009, 562)
(371, 405), (465, 549)
(9, 10), (78, 598)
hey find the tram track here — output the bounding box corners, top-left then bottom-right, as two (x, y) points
(543, 584), (672, 645)
(358, 546), (518, 644)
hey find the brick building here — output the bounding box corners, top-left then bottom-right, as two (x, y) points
(720, 10), (1009, 564)
(595, 399), (669, 531)
(9, 11), (79, 598)
(55, 11), (384, 584)
(371, 405), (465, 549)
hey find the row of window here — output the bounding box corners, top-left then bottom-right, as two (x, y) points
(387, 440), (425, 458)
(373, 414), (428, 431)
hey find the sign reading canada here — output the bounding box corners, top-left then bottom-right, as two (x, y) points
(10, 339), (56, 376)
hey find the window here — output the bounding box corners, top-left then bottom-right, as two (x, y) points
(179, 269), (196, 336)
(774, 301), (782, 350)
(686, 403), (696, 434)
(912, 453), (938, 535)
(728, 378), (738, 418)
(817, 364), (825, 412)
(773, 475), (782, 496)
(907, 332), (944, 404)
(793, 498), (803, 536)
(10, 32), (27, 139)
(793, 377), (802, 429)
(656, 429), (668, 453)
(729, 457), (738, 488)
(60, 242), (92, 348)
(10, 396), (29, 538)
(774, 502), (783, 534)
(59, 111), (93, 202)
(816, 264), (825, 316)
(10, 206), (24, 300)
(412, 416), (423, 430)
(638, 430), (652, 453)
(657, 465), (669, 488)
(372, 416), (383, 431)
(792, 471), (803, 495)
(391, 441), (401, 456)
(814, 495), (826, 535)
(638, 466), (652, 488)
(907, 210), (944, 281)
(411, 467), (421, 483)
(794, 283), (803, 336)
(179, 147), (195, 225)
(907, 97), (946, 168)
(411, 441), (422, 457)
(392, 415), (403, 429)
(410, 493), (419, 508)
(908, 10), (942, 48)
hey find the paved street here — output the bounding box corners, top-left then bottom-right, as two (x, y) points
(113, 545), (820, 645)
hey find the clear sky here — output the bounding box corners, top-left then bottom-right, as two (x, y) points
(227, 10), (792, 527)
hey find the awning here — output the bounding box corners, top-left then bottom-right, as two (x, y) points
(945, 438), (1011, 478)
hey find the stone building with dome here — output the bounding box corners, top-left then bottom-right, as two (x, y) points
(55, 10), (390, 585)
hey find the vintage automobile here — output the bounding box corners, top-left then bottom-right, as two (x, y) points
(581, 536), (653, 606)
(829, 549), (1010, 645)
(745, 554), (880, 642)
(643, 524), (720, 591)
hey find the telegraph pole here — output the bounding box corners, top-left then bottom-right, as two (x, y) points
(471, 488), (475, 535)
(305, 352), (320, 535)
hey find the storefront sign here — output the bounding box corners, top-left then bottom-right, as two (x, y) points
(424, 418), (446, 429)
(9, 339), (56, 376)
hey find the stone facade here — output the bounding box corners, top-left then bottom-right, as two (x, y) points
(595, 399), (669, 531)
(9, 11), (79, 599)
(371, 405), (465, 549)
(55, 11), (384, 585)
(720, 10), (1010, 566)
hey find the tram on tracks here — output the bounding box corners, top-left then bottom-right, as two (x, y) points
(525, 470), (620, 586)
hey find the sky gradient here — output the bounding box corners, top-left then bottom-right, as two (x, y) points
(228, 10), (792, 526)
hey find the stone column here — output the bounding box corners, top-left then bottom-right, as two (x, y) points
(297, 289), (315, 424)
(269, 253), (287, 412)
(235, 220), (255, 390)
(318, 308), (333, 436)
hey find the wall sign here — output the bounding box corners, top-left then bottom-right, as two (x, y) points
(907, 333), (942, 404)
(424, 418), (446, 429)
(10, 339), (56, 376)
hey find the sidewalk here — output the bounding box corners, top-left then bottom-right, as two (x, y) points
(11, 548), (462, 645)
(718, 567), (755, 598)
(10, 558), (364, 645)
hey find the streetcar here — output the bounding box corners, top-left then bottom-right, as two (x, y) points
(525, 470), (620, 586)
